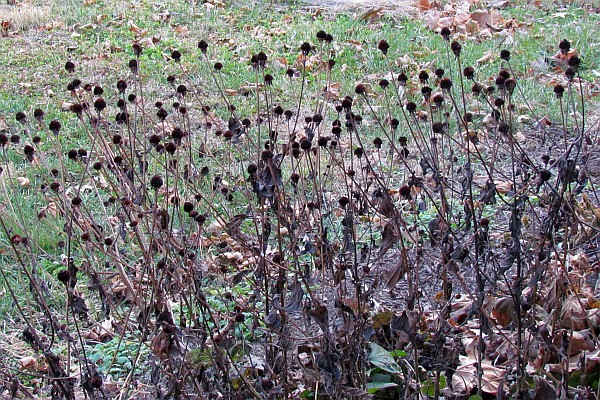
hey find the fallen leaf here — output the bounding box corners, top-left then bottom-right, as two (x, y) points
(360, 8), (385, 23)
(476, 51), (496, 65)
(173, 25), (190, 35)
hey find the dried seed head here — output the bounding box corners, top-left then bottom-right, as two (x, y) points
(355, 83), (367, 95)
(559, 39), (570, 54)
(34, 108), (44, 121)
(176, 84), (187, 96)
(198, 40), (208, 53)
(565, 67), (576, 81)
(432, 94), (444, 106)
(418, 70), (429, 83)
(116, 79), (127, 93)
(553, 84), (565, 98)
(463, 66), (475, 79)
(341, 96), (353, 110)
(440, 78), (452, 90)
(540, 169), (552, 182)
(150, 175), (163, 189)
(128, 59), (138, 73)
(64, 61), (75, 73)
(214, 62), (223, 71)
(406, 102), (417, 113)
(421, 86), (432, 99)
(132, 43), (142, 56)
(316, 30), (327, 41)
(49, 120), (61, 134)
(57, 269), (71, 284)
(451, 40), (462, 57)
(397, 72), (408, 85)
(399, 185), (411, 199)
(171, 50), (182, 62)
(15, 112), (26, 123)
(301, 42), (312, 54)
(440, 27), (451, 40)
(378, 39), (390, 55)
(500, 49), (511, 61)
(432, 122), (444, 133)
(156, 108), (168, 121)
(568, 55), (580, 70)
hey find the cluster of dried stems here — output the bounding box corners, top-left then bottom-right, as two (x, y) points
(0, 28), (598, 400)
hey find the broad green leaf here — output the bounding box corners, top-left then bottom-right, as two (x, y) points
(367, 381), (398, 394)
(368, 343), (401, 374)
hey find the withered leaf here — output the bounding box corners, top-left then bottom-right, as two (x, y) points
(387, 251), (408, 290)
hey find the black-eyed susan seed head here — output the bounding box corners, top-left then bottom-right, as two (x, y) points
(559, 39), (570, 54)
(15, 112), (26, 123)
(34, 109), (44, 122)
(300, 42), (312, 55)
(198, 40), (208, 53)
(176, 85), (187, 96)
(128, 59), (138, 73)
(463, 66), (475, 80)
(171, 50), (182, 62)
(440, 78), (452, 91)
(421, 86), (432, 99)
(451, 41), (462, 57)
(355, 84), (367, 95)
(500, 49), (511, 61)
(150, 175), (163, 189)
(565, 67), (576, 81)
(117, 79), (127, 93)
(49, 120), (61, 135)
(378, 39), (389, 55)
(398, 72), (408, 85)
(553, 84), (565, 98)
(440, 27), (451, 40)
(65, 61), (75, 73)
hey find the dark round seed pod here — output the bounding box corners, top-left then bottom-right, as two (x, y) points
(301, 42), (312, 54)
(198, 40), (208, 53)
(540, 169), (551, 182)
(558, 39), (570, 54)
(397, 72), (408, 85)
(116, 79), (127, 93)
(463, 66), (475, 79)
(150, 175), (163, 189)
(378, 39), (390, 55)
(440, 78), (452, 90)
(451, 41), (462, 57)
(57, 269), (71, 284)
(64, 61), (75, 73)
(554, 84), (565, 98)
(440, 27), (451, 40)
(399, 185), (411, 199)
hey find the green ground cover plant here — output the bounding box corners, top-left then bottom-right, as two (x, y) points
(0, 0), (599, 399)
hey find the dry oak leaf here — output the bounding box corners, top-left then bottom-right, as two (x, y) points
(452, 356), (507, 395)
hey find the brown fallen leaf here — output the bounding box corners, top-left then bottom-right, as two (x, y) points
(360, 8), (385, 23)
